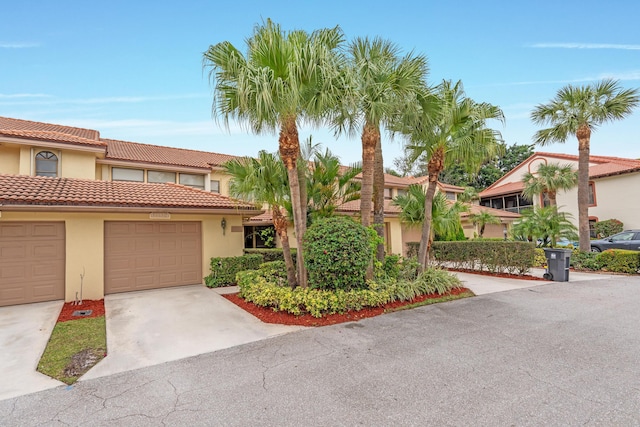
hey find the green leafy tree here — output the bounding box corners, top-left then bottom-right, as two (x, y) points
(457, 186), (479, 203)
(400, 80), (504, 268)
(335, 37), (428, 263)
(224, 151), (297, 287)
(468, 211), (500, 237)
(531, 79), (639, 251)
(510, 206), (578, 248)
(521, 162), (577, 207)
(204, 20), (344, 287)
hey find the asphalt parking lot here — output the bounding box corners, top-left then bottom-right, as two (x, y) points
(2, 274), (639, 426)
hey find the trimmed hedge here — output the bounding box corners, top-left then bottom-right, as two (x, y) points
(204, 254), (263, 287)
(431, 241), (535, 275)
(244, 248), (297, 264)
(597, 249), (640, 274)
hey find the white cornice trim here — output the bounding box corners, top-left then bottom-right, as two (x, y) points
(0, 136), (106, 153)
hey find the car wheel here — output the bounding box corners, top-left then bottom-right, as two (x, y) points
(590, 246), (601, 253)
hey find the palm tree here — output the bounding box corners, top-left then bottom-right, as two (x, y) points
(307, 149), (362, 221)
(521, 162), (577, 207)
(335, 37), (428, 262)
(468, 211), (500, 237)
(393, 185), (468, 244)
(203, 20), (345, 287)
(531, 79), (639, 251)
(402, 80), (504, 268)
(224, 151), (297, 287)
(457, 186), (479, 203)
(510, 206), (578, 248)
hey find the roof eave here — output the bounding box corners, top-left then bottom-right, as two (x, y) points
(0, 204), (262, 216)
(0, 135), (106, 152)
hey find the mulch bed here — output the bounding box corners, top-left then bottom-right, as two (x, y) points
(446, 268), (549, 281)
(57, 299), (106, 323)
(223, 287), (471, 327)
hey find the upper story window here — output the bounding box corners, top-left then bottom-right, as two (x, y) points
(210, 180), (220, 193)
(112, 167), (144, 182)
(445, 191), (456, 201)
(397, 189), (407, 197)
(148, 170), (176, 184)
(384, 188), (392, 200)
(179, 173), (205, 190)
(35, 151), (58, 177)
(588, 182), (596, 206)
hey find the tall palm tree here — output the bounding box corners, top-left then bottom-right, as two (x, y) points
(204, 20), (345, 287)
(402, 80), (504, 268)
(521, 162), (577, 207)
(334, 37), (428, 262)
(393, 185), (468, 244)
(531, 79), (639, 251)
(224, 151), (297, 287)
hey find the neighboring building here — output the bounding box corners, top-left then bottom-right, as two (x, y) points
(479, 152), (640, 234)
(0, 117), (259, 306)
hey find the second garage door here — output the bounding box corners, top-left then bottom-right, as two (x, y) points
(105, 221), (202, 294)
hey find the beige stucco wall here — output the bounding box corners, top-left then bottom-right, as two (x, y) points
(386, 218), (403, 256)
(59, 150), (98, 179)
(500, 155), (581, 185)
(0, 211), (245, 302)
(401, 225), (421, 257)
(0, 145), (20, 174)
(19, 146), (31, 174)
(555, 172), (640, 230)
(210, 170), (233, 197)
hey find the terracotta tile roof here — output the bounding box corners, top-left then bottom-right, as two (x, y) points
(245, 211), (276, 223)
(479, 181), (524, 198)
(0, 116), (104, 147)
(438, 182), (465, 192)
(336, 199), (401, 215)
(104, 138), (240, 169)
(481, 152), (640, 198)
(0, 174), (258, 211)
(459, 203), (521, 219)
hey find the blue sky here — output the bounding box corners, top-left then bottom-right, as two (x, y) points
(2, 0), (639, 168)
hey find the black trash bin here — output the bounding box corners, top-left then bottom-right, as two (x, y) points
(542, 248), (571, 282)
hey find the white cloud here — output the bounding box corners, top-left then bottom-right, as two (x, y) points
(0, 93), (208, 106)
(529, 43), (640, 50)
(0, 42), (39, 48)
(0, 93), (51, 99)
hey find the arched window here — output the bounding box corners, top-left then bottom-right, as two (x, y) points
(35, 151), (58, 177)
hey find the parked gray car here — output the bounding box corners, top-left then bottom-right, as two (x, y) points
(590, 230), (640, 252)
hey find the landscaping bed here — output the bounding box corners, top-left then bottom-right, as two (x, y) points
(224, 288), (474, 327)
(446, 268), (549, 281)
(38, 299), (107, 385)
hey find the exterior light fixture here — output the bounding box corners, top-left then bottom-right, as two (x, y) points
(221, 217), (227, 235)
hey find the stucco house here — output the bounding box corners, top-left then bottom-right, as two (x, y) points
(0, 117), (260, 306)
(479, 152), (640, 234)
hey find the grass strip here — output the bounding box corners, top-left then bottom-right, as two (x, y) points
(385, 290), (475, 313)
(37, 316), (107, 385)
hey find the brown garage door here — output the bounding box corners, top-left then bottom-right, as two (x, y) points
(104, 221), (202, 294)
(0, 222), (65, 307)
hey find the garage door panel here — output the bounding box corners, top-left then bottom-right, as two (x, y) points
(0, 222), (65, 307)
(105, 222), (202, 294)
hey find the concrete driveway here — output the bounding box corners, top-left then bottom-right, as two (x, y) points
(0, 300), (64, 400)
(82, 285), (304, 380)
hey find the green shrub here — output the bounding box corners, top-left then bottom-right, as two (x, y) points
(570, 250), (602, 271)
(398, 257), (422, 281)
(244, 248), (297, 264)
(256, 261), (289, 286)
(236, 270), (391, 318)
(596, 249), (640, 274)
(204, 254), (263, 287)
(533, 248), (547, 267)
(375, 267), (462, 302)
(303, 216), (372, 290)
(431, 241), (535, 275)
(593, 219), (623, 238)
(377, 254), (401, 281)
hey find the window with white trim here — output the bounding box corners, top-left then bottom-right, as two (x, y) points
(210, 180), (220, 193)
(148, 170), (176, 184)
(35, 151), (58, 177)
(112, 167), (144, 182)
(179, 173), (205, 189)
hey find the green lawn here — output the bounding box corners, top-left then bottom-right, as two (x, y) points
(37, 316), (107, 385)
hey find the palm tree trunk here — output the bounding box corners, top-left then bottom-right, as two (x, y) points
(360, 122), (378, 227)
(297, 156), (308, 229)
(548, 190), (557, 207)
(279, 116), (308, 288)
(417, 146), (445, 269)
(576, 123), (591, 252)
(272, 208), (297, 288)
(373, 135), (385, 262)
